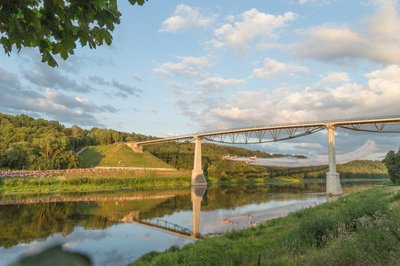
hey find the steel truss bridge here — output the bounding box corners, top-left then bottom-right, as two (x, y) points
(128, 116), (400, 195)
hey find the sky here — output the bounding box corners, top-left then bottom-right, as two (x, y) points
(1, 0), (400, 159)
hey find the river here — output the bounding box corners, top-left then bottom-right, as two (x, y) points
(0, 179), (387, 266)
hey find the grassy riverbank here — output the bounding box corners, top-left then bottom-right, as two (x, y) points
(0, 170), (191, 195)
(0, 173), (388, 196)
(208, 175), (389, 187)
(131, 186), (400, 266)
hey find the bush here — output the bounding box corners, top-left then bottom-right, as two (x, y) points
(383, 148), (400, 184)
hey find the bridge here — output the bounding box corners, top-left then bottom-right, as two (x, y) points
(127, 116), (400, 195)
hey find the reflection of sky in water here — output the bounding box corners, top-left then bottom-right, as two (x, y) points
(0, 224), (192, 266)
(159, 195), (328, 235)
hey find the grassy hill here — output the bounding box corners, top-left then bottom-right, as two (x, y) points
(78, 144), (174, 169)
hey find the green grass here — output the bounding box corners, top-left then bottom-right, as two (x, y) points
(130, 186), (400, 266)
(78, 144), (173, 168)
(0, 171), (191, 195)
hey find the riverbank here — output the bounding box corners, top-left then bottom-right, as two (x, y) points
(131, 185), (400, 266)
(0, 169), (191, 195)
(208, 175), (389, 187)
(0, 171), (389, 196)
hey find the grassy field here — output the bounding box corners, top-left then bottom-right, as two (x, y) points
(78, 144), (173, 168)
(0, 170), (191, 195)
(131, 185), (400, 266)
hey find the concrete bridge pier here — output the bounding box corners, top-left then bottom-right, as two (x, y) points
(326, 123), (342, 195)
(192, 136), (207, 186)
(191, 186), (207, 238)
(126, 142), (143, 153)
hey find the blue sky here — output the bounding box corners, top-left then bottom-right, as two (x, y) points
(1, 0), (400, 157)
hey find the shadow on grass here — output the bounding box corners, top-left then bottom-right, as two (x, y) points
(78, 148), (105, 168)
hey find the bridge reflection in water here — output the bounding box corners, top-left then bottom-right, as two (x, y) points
(118, 186), (207, 240)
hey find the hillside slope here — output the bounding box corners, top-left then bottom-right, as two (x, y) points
(79, 144), (173, 169)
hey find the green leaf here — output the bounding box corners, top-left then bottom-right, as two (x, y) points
(41, 52), (58, 67)
(129, 0), (148, 5)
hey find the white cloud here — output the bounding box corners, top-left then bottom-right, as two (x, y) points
(213, 8), (296, 52)
(253, 58), (309, 78)
(180, 56), (210, 66)
(295, 1), (400, 65)
(160, 4), (214, 32)
(210, 107), (260, 122)
(154, 56), (210, 77)
(198, 76), (245, 93)
(74, 96), (90, 105)
(296, 0), (330, 5)
(320, 72), (350, 84)
(366, 64), (400, 94)
(184, 65), (400, 130)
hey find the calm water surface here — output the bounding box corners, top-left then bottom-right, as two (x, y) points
(0, 180), (386, 266)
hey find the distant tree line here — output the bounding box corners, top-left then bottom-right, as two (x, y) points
(145, 142), (275, 179)
(145, 142), (388, 180)
(0, 113), (153, 170)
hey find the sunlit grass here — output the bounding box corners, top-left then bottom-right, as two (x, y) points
(0, 170), (191, 195)
(79, 144), (173, 168)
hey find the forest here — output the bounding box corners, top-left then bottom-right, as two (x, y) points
(0, 113), (152, 170)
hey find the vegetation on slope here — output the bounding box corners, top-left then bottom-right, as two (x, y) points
(131, 186), (400, 266)
(78, 144), (173, 169)
(0, 113), (153, 170)
(145, 142), (297, 170)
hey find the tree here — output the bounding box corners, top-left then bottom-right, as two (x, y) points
(4, 143), (29, 169)
(0, 0), (147, 67)
(70, 125), (84, 151)
(383, 148), (400, 184)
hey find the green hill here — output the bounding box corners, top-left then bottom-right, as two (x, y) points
(78, 144), (173, 169)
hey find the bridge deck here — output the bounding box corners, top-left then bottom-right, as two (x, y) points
(134, 116), (400, 145)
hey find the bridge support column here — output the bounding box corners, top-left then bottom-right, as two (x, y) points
(192, 136), (207, 186)
(191, 186), (206, 238)
(126, 142), (143, 153)
(326, 124), (342, 195)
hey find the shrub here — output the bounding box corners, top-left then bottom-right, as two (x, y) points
(383, 148), (400, 184)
